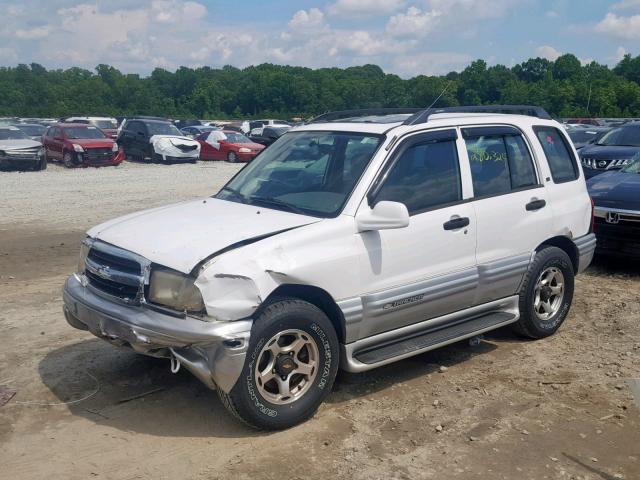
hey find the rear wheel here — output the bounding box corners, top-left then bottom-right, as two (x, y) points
(227, 151), (237, 163)
(218, 298), (339, 430)
(513, 246), (575, 339)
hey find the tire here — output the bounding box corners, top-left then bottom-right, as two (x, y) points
(512, 246), (575, 339)
(218, 298), (339, 430)
(227, 151), (238, 163)
(37, 154), (47, 170)
(63, 151), (74, 168)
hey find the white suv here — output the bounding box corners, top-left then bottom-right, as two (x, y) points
(63, 106), (596, 429)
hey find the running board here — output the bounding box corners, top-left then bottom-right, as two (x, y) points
(342, 306), (519, 372)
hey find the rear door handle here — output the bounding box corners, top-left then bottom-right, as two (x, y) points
(443, 216), (470, 230)
(526, 199), (547, 211)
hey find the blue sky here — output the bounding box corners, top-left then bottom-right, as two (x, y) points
(2, 0), (639, 77)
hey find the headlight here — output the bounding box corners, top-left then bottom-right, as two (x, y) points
(77, 239), (91, 274)
(238, 147), (251, 153)
(73, 144), (84, 152)
(112, 143), (119, 152)
(148, 268), (205, 313)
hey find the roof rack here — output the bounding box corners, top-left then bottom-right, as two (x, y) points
(307, 108), (423, 124)
(404, 105), (551, 125)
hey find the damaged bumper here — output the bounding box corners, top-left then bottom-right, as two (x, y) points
(62, 274), (252, 393)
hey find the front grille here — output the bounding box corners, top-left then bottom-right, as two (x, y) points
(86, 270), (141, 300)
(83, 147), (114, 163)
(1, 147), (40, 159)
(87, 248), (141, 275)
(84, 242), (146, 302)
(581, 158), (630, 170)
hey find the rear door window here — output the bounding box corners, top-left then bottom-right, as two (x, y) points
(463, 127), (538, 197)
(533, 127), (579, 183)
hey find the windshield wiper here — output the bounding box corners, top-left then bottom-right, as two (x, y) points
(249, 196), (307, 215)
(217, 186), (248, 203)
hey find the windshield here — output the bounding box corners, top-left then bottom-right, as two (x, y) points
(569, 130), (606, 144)
(224, 132), (252, 143)
(148, 122), (183, 136)
(622, 154), (640, 173)
(596, 126), (640, 147)
(0, 128), (29, 140)
(64, 126), (106, 139)
(91, 119), (116, 129)
(15, 125), (45, 136)
(216, 131), (383, 217)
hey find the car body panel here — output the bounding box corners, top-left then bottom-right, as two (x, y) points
(87, 198), (320, 274)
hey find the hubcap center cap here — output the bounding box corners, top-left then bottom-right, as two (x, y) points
(275, 355), (297, 376)
(540, 285), (553, 302)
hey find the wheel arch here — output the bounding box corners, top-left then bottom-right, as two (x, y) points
(262, 284), (346, 343)
(536, 236), (579, 273)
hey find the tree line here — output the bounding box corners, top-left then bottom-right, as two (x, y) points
(1, 53), (640, 120)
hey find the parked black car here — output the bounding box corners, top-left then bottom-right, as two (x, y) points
(249, 126), (290, 147)
(568, 127), (609, 150)
(588, 153), (640, 257)
(579, 122), (640, 179)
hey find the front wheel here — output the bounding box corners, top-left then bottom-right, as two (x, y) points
(218, 298), (339, 430)
(512, 246), (575, 339)
(63, 151), (75, 168)
(227, 151), (237, 163)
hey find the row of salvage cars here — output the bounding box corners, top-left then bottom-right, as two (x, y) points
(0, 116), (267, 171)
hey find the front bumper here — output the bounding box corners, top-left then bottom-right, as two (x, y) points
(236, 151), (259, 162)
(63, 274), (252, 392)
(593, 207), (640, 257)
(0, 155), (40, 170)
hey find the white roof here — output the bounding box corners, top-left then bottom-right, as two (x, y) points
(293, 112), (558, 136)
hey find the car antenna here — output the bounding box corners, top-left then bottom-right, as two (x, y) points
(426, 80), (453, 110)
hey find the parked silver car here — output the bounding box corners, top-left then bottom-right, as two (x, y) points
(0, 126), (46, 171)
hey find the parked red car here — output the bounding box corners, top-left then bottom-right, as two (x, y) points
(42, 123), (123, 168)
(196, 130), (264, 162)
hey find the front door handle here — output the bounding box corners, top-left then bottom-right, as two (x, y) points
(526, 199), (547, 211)
(443, 216), (470, 230)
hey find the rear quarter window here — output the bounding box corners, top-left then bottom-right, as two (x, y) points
(533, 127), (579, 183)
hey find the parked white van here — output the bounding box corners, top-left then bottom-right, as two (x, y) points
(63, 106), (596, 429)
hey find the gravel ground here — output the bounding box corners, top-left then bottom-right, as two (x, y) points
(0, 161), (639, 480)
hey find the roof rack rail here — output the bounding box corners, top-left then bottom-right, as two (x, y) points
(308, 108), (423, 124)
(404, 105), (552, 125)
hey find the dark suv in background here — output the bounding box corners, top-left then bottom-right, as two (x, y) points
(579, 122), (640, 178)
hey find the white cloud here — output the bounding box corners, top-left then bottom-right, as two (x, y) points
(386, 7), (442, 38)
(615, 46), (628, 62)
(15, 26), (51, 39)
(545, 10), (559, 18)
(595, 12), (640, 39)
(327, 0), (405, 16)
(537, 45), (562, 61)
(288, 8), (326, 32)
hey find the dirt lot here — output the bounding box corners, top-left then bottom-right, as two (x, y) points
(1, 162), (639, 480)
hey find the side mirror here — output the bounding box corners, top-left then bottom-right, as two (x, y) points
(356, 201), (410, 232)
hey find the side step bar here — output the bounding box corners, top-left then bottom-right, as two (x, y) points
(340, 296), (520, 372)
(355, 312), (516, 365)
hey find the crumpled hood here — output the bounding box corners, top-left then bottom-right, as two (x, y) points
(87, 198), (319, 273)
(0, 139), (41, 150)
(587, 170), (640, 210)
(150, 135), (200, 157)
(149, 134), (198, 144)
